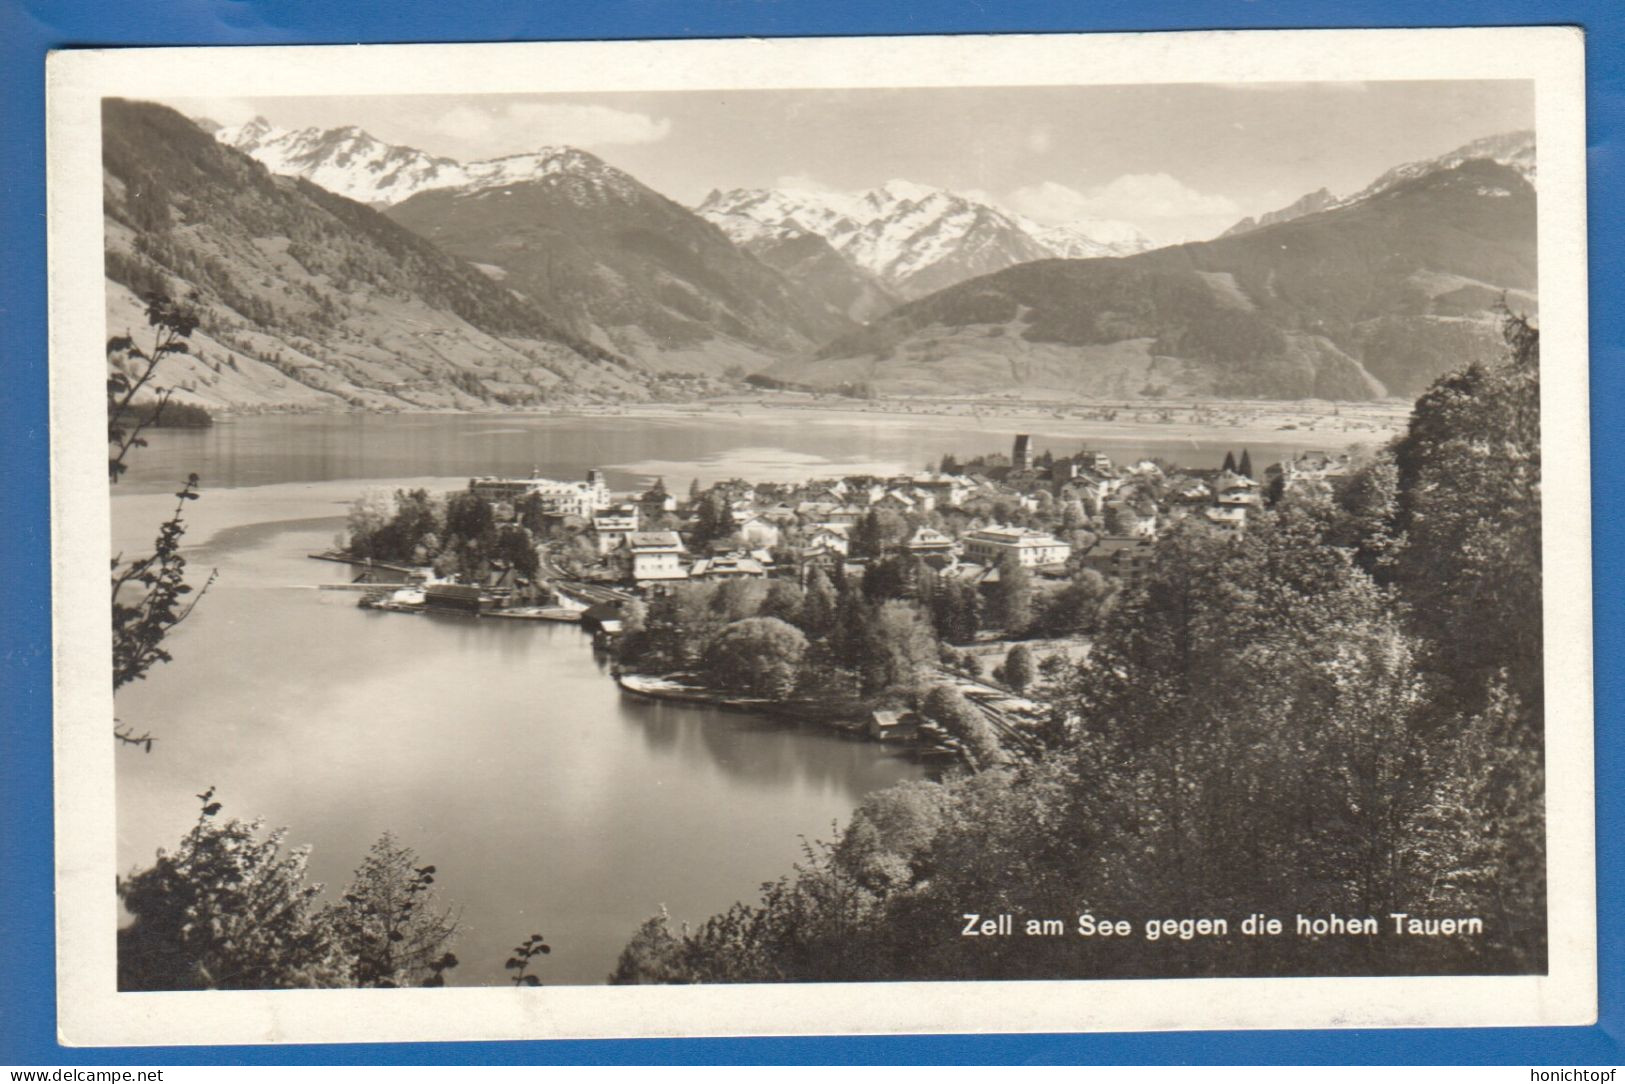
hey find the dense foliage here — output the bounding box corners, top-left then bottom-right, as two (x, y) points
(343, 486), (540, 582)
(620, 575), (939, 704)
(613, 315), (1546, 982)
(119, 791), (351, 990)
(119, 794), (464, 990)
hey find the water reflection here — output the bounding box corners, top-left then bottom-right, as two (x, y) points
(112, 410), (1389, 985)
(115, 516), (921, 986)
(617, 695), (913, 796)
(121, 412), (1376, 496)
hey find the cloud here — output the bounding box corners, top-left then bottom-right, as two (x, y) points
(1007, 175), (1239, 224)
(428, 101), (672, 152)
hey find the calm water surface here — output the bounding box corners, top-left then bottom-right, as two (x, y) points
(114, 412), (1374, 986)
(115, 410), (1372, 494)
(115, 513), (923, 986)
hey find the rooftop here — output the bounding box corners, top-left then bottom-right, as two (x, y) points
(629, 531), (683, 550)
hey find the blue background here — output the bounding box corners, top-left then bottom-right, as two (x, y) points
(1, 0), (1619, 1066)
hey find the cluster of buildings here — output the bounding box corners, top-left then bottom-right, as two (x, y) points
(471, 468), (613, 520)
(463, 441), (1353, 594)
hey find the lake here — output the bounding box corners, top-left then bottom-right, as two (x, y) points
(113, 405), (1399, 496)
(112, 408), (1398, 987)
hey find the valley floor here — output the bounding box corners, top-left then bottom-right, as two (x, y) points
(570, 394), (1412, 452)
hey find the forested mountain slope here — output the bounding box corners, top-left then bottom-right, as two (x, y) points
(788, 147), (1535, 401)
(103, 99), (651, 411)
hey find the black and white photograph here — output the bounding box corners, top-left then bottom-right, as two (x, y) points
(46, 28), (1595, 1043)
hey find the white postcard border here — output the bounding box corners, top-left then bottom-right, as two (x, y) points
(46, 26), (1595, 1046)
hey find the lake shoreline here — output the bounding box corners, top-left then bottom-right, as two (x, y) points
(193, 395), (1408, 448)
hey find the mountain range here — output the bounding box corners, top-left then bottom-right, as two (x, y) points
(106, 102), (1537, 409)
(103, 99), (656, 412)
(695, 182), (1152, 299)
(218, 117), (864, 372)
(1221, 130), (1535, 238)
(216, 117), (547, 207)
(784, 135), (1536, 401)
(217, 118), (1155, 313)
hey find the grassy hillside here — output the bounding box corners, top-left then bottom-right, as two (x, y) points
(795, 159), (1535, 401)
(102, 99), (658, 411)
(738, 231), (900, 325)
(386, 162), (861, 375)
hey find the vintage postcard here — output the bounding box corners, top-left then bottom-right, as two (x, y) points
(46, 26), (1594, 1045)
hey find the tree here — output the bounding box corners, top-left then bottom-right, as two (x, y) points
(1221, 450), (1237, 473)
(444, 490), (496, 550)
(863, 601), (938, 695)
(1327, 452), (1404, 576)
(390, 488), (441, 562)
(760, 579), (805, 627)
(1034, 568), (1112, 637)
(711, 578), (768, 623)
(988, 553), (1034, 634)
(1002, 644), (1036, 694)
(921, 685), (1002, 771)
(829, 586), (871, 671)
(344, 489), (396, 557)
(608, 908), (687, 985)
(1238, 448), (1254, 478)
(704, 617), (809, 698)
(327, 833), (460, 988)
(851, 510), (884, 559)
(107, 292), (199, 483)
(110, 478), (213, 705)
(862, 553), (926, 603)
(691, 490), (736, 548)
(834, 781), (951, 893)
(1051, 510), (1437, 952)
(619, 597), (649, 638)
(109, 293), (215, 749)
(799, 567), (839, 640)
(493, 524), (540, 579)
(930, 578), (982, 644)
(619, 582), (726, 672)
(1401, 679), (1545, 971)
(118, 790), (347, 990)
(1391, 311), (1541, 717)
(516, 492), (549, 536)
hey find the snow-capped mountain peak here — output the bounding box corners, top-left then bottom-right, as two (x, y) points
(695, 181), (1151, 298)
(221, 115), (276, 147)
(209, 117), (633, 207)
(1222, 130), (1535, 238)
(209, 113), (1154, 301)
(1016, 214), (1154, 260)
(1340, 129), (1534, 207)
(864, 179), (949, 216)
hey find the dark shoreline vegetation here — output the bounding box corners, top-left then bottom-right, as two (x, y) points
(117, 398), (214, 429)
(113, 308), (1544, 987)
(604, 315), (1544, 983)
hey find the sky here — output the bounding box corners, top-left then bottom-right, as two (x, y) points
(164, 81), (1533, 245)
